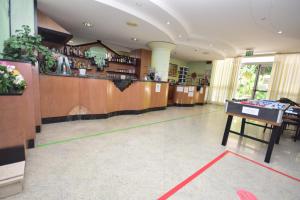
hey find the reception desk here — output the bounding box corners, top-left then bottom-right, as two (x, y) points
(169, 84), (207, 106)
(40, 74), (169, 123)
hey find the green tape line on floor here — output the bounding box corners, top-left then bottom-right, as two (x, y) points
(37, 109), (221, 148)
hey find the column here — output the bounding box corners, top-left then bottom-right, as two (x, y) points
(148, 41), (176, 81)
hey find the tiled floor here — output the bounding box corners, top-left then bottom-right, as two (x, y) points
(5, 105), (300, 200)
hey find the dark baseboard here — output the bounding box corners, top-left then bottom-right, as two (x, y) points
(35, 125), (41, 133)
(169, 103), (204, 107)
(0, 145), (25, 166)
(42, 107), (166, 124)
(27, 139), (35, 149)
(173, 103), (195, 107)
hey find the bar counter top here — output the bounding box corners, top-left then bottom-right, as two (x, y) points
(42, 72), (168, 83)
(40, 74), (169, 123)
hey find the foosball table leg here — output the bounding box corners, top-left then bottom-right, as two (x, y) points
(275, 124), (284, 144)
(222, 115), (233, 146)
(264, 126), (281, 163)
(240, 118), (246, 136)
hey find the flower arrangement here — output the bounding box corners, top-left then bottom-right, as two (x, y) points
(0, 64), (26, 94)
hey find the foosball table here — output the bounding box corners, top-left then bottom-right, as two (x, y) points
(221, 100), (290, 163)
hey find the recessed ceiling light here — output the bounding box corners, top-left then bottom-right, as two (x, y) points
(83, 22), (93, 27)
(166, 21), (171, 25)
(178, 34), (182, 38)
(277, 30), (283, 34)
(126, 22), (138, 27)
(131, 37), (138, 41)
(135, 2), (142, 7)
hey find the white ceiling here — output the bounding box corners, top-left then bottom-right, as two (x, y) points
(37, 0), (300, 62)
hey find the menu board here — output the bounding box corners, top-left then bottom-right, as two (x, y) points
(155, 83), (161, 92)
(177, 86), (184, 92)
(184, 87), (189, 93)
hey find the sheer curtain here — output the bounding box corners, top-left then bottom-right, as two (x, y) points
(268, 54), (300, 102)
(208, 57), (241, 105)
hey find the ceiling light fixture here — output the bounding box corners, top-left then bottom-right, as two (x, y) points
(135, 2), (143, 7)
(166, 21), (171, 25)
(68, 40), (74, 44)
(131, 37), (138, 41)
(83, 22), (93, 27)
(126, 22), (138, 27)
(277, 30), (283, 34)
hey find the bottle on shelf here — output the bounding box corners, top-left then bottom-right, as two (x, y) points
(69, 47), (74, 56)
(63, 46), (67, 55)
(62, 57), (67, 75)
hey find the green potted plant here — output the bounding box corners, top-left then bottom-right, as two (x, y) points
(1, 25), (55, 72)
(0, 64), (26, 95)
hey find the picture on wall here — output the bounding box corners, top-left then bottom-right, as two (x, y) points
(169, 63), (178, 77)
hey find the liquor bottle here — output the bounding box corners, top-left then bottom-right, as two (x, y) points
(64, 46), (67, 55)
(69, 47), (73, 56)
(62, 57), (67, 75)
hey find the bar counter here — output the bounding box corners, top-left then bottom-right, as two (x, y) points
(169, 84), (207, 106)
(40, 74), (169, 123)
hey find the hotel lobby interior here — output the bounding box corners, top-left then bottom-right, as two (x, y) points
(0, 0), (300, 199)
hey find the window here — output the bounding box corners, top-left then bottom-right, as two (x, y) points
(235, 57), (273, 100)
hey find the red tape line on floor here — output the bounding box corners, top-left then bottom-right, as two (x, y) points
(158, 150), (230, 200)
(158, 150), (300, 200)
(228, 151), (300, 183)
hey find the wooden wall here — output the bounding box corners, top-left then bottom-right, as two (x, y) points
(0, 61), (36, 149)
(40, 75), (168, 119)
(169, 85), (207, 105)
(131, 49), (151, 79)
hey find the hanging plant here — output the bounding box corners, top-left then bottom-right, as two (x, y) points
(1, 25), (55, 72)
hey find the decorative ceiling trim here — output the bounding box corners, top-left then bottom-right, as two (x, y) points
(148, 0), (190, 36)
(94, 0), (175, 41)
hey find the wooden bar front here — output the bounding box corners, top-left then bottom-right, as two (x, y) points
(40, 75), (169, 121)
(0, 61), (36, 149)
(169, 85), (207, 106)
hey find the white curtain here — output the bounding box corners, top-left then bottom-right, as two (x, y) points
(208, 57), (241, 105)
(268, 54), (300, 102)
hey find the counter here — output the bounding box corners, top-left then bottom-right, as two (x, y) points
(40, 74), (169, 123)
(168, 84), (207, 106)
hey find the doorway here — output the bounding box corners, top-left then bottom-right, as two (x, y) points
(235, 63), (272, 100)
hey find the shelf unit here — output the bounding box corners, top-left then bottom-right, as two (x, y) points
(178, 66), (189, 84)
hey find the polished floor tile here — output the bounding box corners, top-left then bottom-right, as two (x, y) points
(5, 105), (300, 200)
